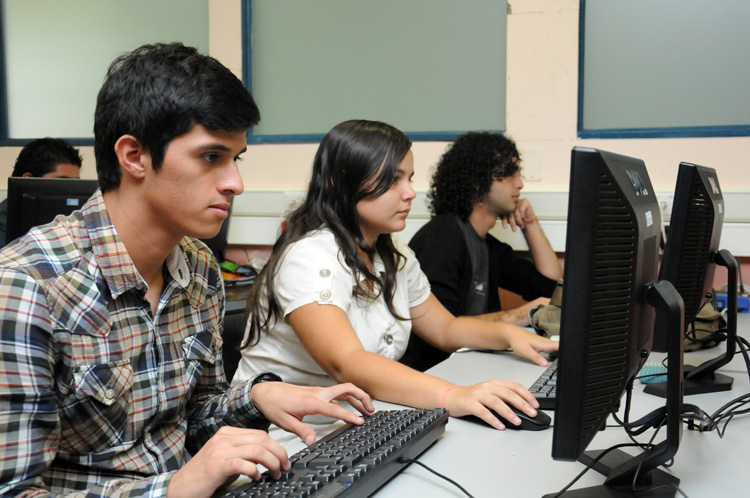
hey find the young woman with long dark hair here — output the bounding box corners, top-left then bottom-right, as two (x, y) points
(233, 120), (558, 432)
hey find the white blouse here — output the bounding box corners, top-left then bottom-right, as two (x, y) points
(232, 229), (431, 389)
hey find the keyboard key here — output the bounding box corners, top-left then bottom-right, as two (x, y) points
(215, 408), (449, 498)
(529, 359), (558, 410)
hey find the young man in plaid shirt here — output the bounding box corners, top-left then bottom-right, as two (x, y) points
(0, 43), (373, 498)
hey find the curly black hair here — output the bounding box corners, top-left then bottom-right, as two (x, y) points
(428, 132), (520, 220)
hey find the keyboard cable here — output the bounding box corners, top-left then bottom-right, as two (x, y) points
(397, 457), (476, 498)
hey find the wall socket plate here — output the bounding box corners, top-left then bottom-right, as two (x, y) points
(656, 193), (674, 220)
(522, 149), (543, 182)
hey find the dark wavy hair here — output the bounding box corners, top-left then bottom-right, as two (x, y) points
(94, 42), (260, 193)
(243, 120), (412, 347)
(428, 132), (520, 220)
(13, 138), (82, 177)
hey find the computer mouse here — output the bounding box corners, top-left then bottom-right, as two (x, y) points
(493, 406), (551, 431)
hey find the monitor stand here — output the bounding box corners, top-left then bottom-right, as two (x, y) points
(645, 249), (738, 398)
(545, 280), (684, 498)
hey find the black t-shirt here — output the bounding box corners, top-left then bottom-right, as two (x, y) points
(400, 213), (557, 371)
(458, 216), (489, 316)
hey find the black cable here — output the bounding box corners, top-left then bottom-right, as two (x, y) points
(686, 335), (750, 436)
(685, 324), (727, 346)
(702, 393), (750, 437)
(547, 443), (640, 498)
(553, 393), (699, 497)
(737, 266), (746, 297)
(619, 383), (654, 442)
(660, 355), (669, 369)
(683, 299), (728, 346)
(611, 377), (633, 427)
(736, 335), (750, 383)
(628, 414), (690, 498)
(397, 457), (475, 498)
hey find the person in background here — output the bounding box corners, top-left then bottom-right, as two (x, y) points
(400, 132), (563, 372)
(0, 43), (373, 498)
(0, 137), (82, 246)
(234, 120), (558, 436)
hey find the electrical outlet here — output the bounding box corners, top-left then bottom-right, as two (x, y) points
(656, 193), (674, 220)
(522, 149), (543, 182)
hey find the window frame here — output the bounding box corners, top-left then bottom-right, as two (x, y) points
(241, 0), (509, 144)
(577, 0), (750, 139)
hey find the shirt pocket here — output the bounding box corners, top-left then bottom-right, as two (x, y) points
(181, 328), (222, 384)
(59, 360), (134, 455)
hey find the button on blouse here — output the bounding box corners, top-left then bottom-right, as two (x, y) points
(233, 228), (432, 389)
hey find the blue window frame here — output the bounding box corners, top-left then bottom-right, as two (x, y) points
(0, 0), (208, 146)
(578, 0), (750, 139)
(242, 0), (509, 143)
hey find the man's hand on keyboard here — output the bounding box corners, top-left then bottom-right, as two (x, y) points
(251, 382), (376, 445)
(505, 326), (559, 367)
(168, 426), (289, 498)
(486, 297), (551, 326)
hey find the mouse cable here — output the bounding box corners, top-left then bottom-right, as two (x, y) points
(684, 301), (728, 346)
(553, 426), (688, 498)
(700, 392), (750, 437)
(690, 335), (750, 436)
(547, 443), (640, 498)
(628, 416), (690, 498)
(611, 378), (646, 446)
(626, 403), (708, 433)
(685, 324), (727, 347)
(397, 457), (475, 498)
(548, 440), (690, 498)
(735, 334), (750, 382)
(612, 376), (636, 427)
(613, 401), (674, 469)
(611, 376), (680, 440)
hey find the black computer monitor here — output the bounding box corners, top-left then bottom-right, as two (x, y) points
(646, 162), (738, 397)
(547, 148), (685, 497)
(5, 177), (99, 244)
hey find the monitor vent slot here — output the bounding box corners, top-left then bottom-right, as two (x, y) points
(581, 174), (636, 434)
(675, 178), (713, 323)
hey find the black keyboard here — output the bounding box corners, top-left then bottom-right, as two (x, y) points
(529, 358), (558, 410)
(215, 408), (449, 498)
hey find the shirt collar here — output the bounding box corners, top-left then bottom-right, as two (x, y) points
(175, 237), (222, 309)
(81, 190), (143, 299)
(166, 245), (191, 288)
(81, 190), (219, 305)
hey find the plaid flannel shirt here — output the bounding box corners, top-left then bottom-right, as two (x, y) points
(0, 191), (270, 497)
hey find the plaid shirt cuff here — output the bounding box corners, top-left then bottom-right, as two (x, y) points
(229, 372), (282, 430)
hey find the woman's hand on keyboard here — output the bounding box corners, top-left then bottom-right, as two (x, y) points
(251, 382), (376, 445)
(441, 380), (539, 430)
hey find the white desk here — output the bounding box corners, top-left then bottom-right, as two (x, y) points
(364, 315), (750, 497)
